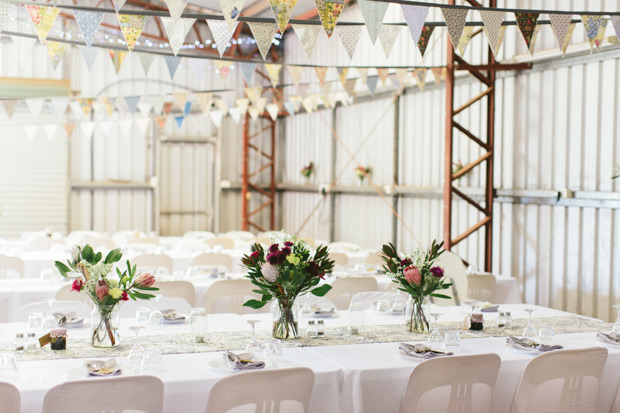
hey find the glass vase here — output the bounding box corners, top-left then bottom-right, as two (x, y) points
(406, 296), (431, 333)
(271, 298), (299, 339)
(91, 305), (119, 348)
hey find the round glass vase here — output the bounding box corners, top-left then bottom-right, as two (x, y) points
(91, 305), (120, 348)
(406, 296), (431, 333)
(271, 298), (300, 339)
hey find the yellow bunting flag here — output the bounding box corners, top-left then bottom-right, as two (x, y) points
(25, 5), (60, 45)
(265, 63), (283, 88)
(315, 0), (344, 38)
(117, 14), (149, 52)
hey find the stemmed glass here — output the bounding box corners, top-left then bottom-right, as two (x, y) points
(128, 325), (146, 373)
(427, 313), (443, 345)
(149, 295), (163, 326)
(42, 298), (57, 329)
(522, 309), (537, 338)
(300, 293), (312, 316)
(612, 305), (620, 333)
(245, 320), (263, 352)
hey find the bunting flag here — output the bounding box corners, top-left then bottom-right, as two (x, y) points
(124, 96), (141, 114)
(79, 98), (94, 118)
(183, 101), (192, 116)
(358, 0), (388, 44)
(395, 68), (408, 86)
(314, 67), (328, 85)
(287, 65), (303, 88)
(174, 115), (185, 129)
(441, 8), (469, 50)
(165, 0), (189, 21)
(112, 0), (126, 13)
(207, 20), (237, 58)
(301, 96), (314, 113)
(344, 78), (357, 97)
(248, 22), (278, 60)
(69, 101), (83, 120)
(163, 101), (174, 115)
(100, 98), (116, 116)
(581, 15), (608, 51)
(42, 124), (57, 140)
(456, 26), (473, 56)
(413, 68), (426, 91)
(431, 67), (446, 85)
(235, 98), (250, 115)
(336, 25), (362, 60)
(245, 86), (262, 103)
(173, 92), (187, 109)
(229, 107), (242, 124)
(214, 98), (229, 115)
(269, 0), (298, 33)
(137, 52), (155, 75)
(265, 63), (282, 87)
(611, 16), (620, 43)
(98, 120), (113, 137)
(515, 13), (540, 51)
(248, 106), (260, 120)
(108, 50), (127, 75)
(64, 122), (75, 137)
(117, 14), (148, 52)
(161, 17), (196, 55)
(50, 98), (68, 119)
(209, 110), (224, 128)
(214, 60), (232, 83)
(357, 67), (368, 85)
(283, 100), (296, 115)
(401, 5), (428, 45)
(219, 0), (246, 32)
(45, 41), (68, 70)
(0, 3), (12, 33)
(315, 0), (344, 37)
(23, 125), (39, 141)
(25, 5), (60, 45)
(337, 67), (348, 87)
(25, 98), (45, 119)
(479, 10), (506, 58)
(240, 61), (257, 84)
(80, 122), (96, 140)
(138, 101), (153, 117)
(255, 97), (268, 115)
(155, 116), (167, 130)
(78, 46), (99, 71)
(320, 81), (332, 98)
(417, 25), (435, 57)
(296, 83), (309, 97)
(293, 24), (322, 60)
(195, 92), (213, 113)
(388, 73), (402, 90)
(164, 55), (182, 79)
(152, 97), (167, 116)
(2, 99), (18, 118)
(119, 119), (133, 137)
(376, 68), (389, 85)
(265, 103), (279, 121)
(73, 10), (103, 47)
(135, 118), (151, 136)
(378, 25), (400, 59)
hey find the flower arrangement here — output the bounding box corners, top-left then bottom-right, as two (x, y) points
(380, 240), (451, 332)
(54, 244), (158, 347)
(355, 165), (372, 184)
(241, 231), (334, 339)
(300, 162), (314, 180)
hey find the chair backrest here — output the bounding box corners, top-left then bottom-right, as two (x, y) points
(190, 253), (234, 271)
(299, 293), (337, 310)
(329, 241), (361, 252)
(204, 237), (235, 250)
(67, 230), (104, 240)
(0, 256), (25, 278)
(224, 231), (255, 241)
(350, 291), (401, 310)
(0, 382), (20, 413)
(325, 277), (380, 310)
(25, 238), (67, 252)
(329, 252), (349, 267)
(206, 367), (314, 413)
(42, 375), (164, 413)
(184, 231), (216, 240)
(81, 237), (115, 251)
(400, 353), (501, 413)
(204, 279), (265, 314)
(126, 237), (159, 245)
(55, 285), (94, 306)
(14, 300), (92, 322)
(364, 252), (384, 265)
(433, 251), (467, 306)
(511, 347), (608, 413)
(132, 254), (174, 274)
(119, 296), (192, 318)
(154, 281), (196, 306)
(466, 274), (496, 302)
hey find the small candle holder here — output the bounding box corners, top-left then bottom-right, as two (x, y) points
(469, 313), (484, 331)
(50, 328), (67, 350)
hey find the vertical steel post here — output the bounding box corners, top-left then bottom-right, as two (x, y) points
(241, 113), (249, 231)
(443, 0), (456, 252)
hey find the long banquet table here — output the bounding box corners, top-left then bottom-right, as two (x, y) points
(0, 304), (619, 412)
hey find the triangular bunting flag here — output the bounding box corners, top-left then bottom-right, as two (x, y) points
(214, 98), (229, 115)
(138, 101), (153, 117)
(235, 98), (250, 115)
(314, 67), (328, 85)
(376, 68), (389, 85)
(367, 76), (379, 96)
(265, 63), (282, 87)
(195, 92), (214, 113)
(118, 119), (133, 137)
(337, 67), (349, 87)
(287, 65), (303, 88)
(248, 22), (278, 60)
(214, 60), (232, 84)
(283, 100), (296, 115)
(378, 25), (400, 59)
(389, 73), (401, 89)
(417, 25), (435, 57)
(79, 98), (94, 118)
(98, 120), (114, 137)
(108, 50), (128, 75)
(80, 122), (96, 140)
(25, 99), (45, 118)
(50, 98), (68, 119)
(240, 62), (257, 84)
(63, 122), (75, 137)
(45, 41), (68, 70)
(344, 78), (357, 97)
(229, 107), (242, 124)
(78, 46), (99, 71)
(173, 93), (187, 110)
(42, 124), (57, 140)
(456, 26), (473, 56)
(207, 20), (237, 57)
(116, 14), (148, 52)
(25, 5), (60, 45)
(358, 0), (388, 44)
(137, 52), (155, 75)
(515, 13), (540, 51)
(611, 16), (620, 43)
(152, 97), (166, 116)
(581, 15), (608, 51)
(320, 81), (332, 97)
(413, 69), (426, 91)
(0, 3), (12, 33)
(401, 5), (428, 45)
(273, 87), (285, 109)
(209, 110), (224, 128)
(112, 0), (126, 12)
(135, 118), (151, 136)
(219, 0), (246, 32)
(441, 8), (469, 50)
(248, 106), (260, 121)
(315, 0), (344, 37)
(73, 10), (103, 47)
(357, 68), (368, 85)
(124, 96), (141, 114)
(293, 24), (322, 60)
(184, 101), (192, 116)
(336, 25), (362, 59)
(255, 97), (268, 114)
(165, 0), (189, 21)
(269, 0), (298, 33)
(189, 58), (208, 81)
(161, 17), (196, 55)
(431, 67), (445, 85)
(164, 55), (182, 79)
(100, 98), (116, 116)
(153, 116), (166, 130)
(2, 99), (18, 118)
(479, 10), (506, 58)
(22, 124), (39, 141)
(265, 103), (279, 121)
(245, 87), (263, 103)
(395, 68), (408, 86)
(69, 101), (83, 120)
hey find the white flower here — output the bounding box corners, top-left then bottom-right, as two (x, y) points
(261, 263), (280, 283)
(71, 245), (81, 263)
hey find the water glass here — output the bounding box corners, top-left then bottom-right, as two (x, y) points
(390, 300), (405, 316)
(538, 326), (555, 343)
(376, 300), (390, 314)
(141, 348), (163, 373)
(27, 313), (44, 332)
(0, 353), (17, 376)
(263, 339), (283, 359)
(443, 330), (461, 348)
(135, 308), (151, 327)
(348, 303), (365, 334)
(189, 308), (208, 343)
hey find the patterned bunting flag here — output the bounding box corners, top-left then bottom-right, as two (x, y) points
(417, 25), (435, 57)
(376, 68), (389, 85)
(25, 98), (45, 118)
(337, 67), (348, 87)
(25, 5), (60, 45)
(117, 14), (148, 52)
(239, 62), (257, 84)
(344, 78), (357, 97)
(315, 0), (344, 37)
(124, 96), (141, 114)
(378, 25), (401, 59)
(287, 65), (303, 88)
(255, 97), (268, 115)
(112, 0), (126, 13)
(358, 0), (388, 44)
(165, 0), (189, 21)
(270, 0), (298, 33)
(336, 26), (362, 60)
(357, 67), (368, 85)
(431, 67), (446, 85)
(293, 24), (322, 60)
(456, 26), (473, 56)
(137, 52), (155, 75)
(173, 92), (187, 110)
(215, 98), (229, 115)
(248, 106), (260, 121)
(515, 13), (539, 51)
(581, 15), (608, 51)
(441, 8), (468, 50)
(214, 60), (232, 84)
(395, 68), (408, 86)
(248, 22), (278, 60)
(162, 17), (196, 55)
(45, 41), (68, 70)
(401, 5), (428, 45)
(79, 98), (94, 118)
(611, 16), (620, 43)
(63, 122), (75, 137)
(219, 0), (246, 32)
(0, 3), (12, 33)
(549, 14), (574, 55)
(413, 68), (426, 91)
(108, 50), (128, 75)
(479, 10), (506, 58)
(245, 87), (262, 103)
(235, 98), (250, 115)
(155, 116), (167, 131)
(320, 81), (332, 98)
(265, 103), (279, 121)
(73, 10), (103, 47)
(78, 45), (99, 71)
(195, 92), (214, 114)
(314, 67), (328, 85)
(207, 20), (238, 58)
(164, 55), (182, 79)
(2, 99), (18, 119)
(265, 63), (282, 87)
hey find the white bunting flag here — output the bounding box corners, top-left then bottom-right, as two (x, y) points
(118, 119), (133, 138)
(22, 124), (39, 141)
(378, 25), (400, 59)
(209, 110), (224, 128)
(229, 107), (242, 124)
(207, 19), (238, 58)
(112, 0), (126, 12)
(265, 103), (279, 121)
(138, 101), (153, 117)
(137, 52), (155, 75)
(249, 22), (279, 60)
(248, 106), (260, 121)
(50, 98), (68, 119)
(220, 0), (246, 31)
(235, 98), (250, 115)
(80, 122), (96, 140)
(287, 65), (303, 88)
(441, 7), (469, 50)
(26, 98), (45, 119)
(240, 61), (257, 84)
(97, 121), (113, 137)
(479, 10), (506, 58)
(336, 25), (362, 59)
(293, 24), (322, 60)
(73, 10), (103, 47)
(135, 118), (151, 136)
(42, 124), (57, 140)
(283, 100), (296, 115)
(255, 97), (268, 115)
(165, 0), (189, 21)
(401, 5), (428, 45)
(78, 46), (99, 71)
(161, 17), (196, 55)
(358, 0), (388, 44)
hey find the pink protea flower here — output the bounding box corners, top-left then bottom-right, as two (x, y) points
(71, 279), (83, 292)
(404, 266), (422, 286)
(95, 280), (109, 302)
(134, 273), (156, 288)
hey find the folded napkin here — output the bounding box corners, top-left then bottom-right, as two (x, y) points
(313, 308), (335, 316)
(399, 343), (453, 359)
(85, 359), (122, 377)
(481, 305), (499, 312)
(163, 312), (186, 322)
(53, 312), (84, 327)
(506, 336), (563, 352)
(597, 332), (620, 345)
(223, 350), (265, 370)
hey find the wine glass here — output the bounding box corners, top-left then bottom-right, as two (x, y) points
(245, 320), (263, 353)
(127, 325), (146, 373)
(522, 309), (537, 338)
(300, 293), (312, 316)
(612, 305), (620, 334)
(42, 298), (57, 329)
(149, 295), (163, 326)
(427, 313), (443, 345)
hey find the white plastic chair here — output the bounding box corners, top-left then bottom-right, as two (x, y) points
(364, 252), (384, 266)
(329, 241), (361, 252)
(81, 237), (115, 251)
(190, 253), (234, 272)
(0, 382), (20, 413)
(299, 293), (337, 310)
(205, 367), (314, 413)
(55, 285), (96, 306)
(132, 254), (174, 274)
(329, 252), (349, 267)
(0, 256), (25, 278)
(67, 230), (104, 240)
(350, 291), (401, 310)
(466, 274), (496, 302)
(126, 236), (159, 245)
(511, 347), (608, 413)
(184, 231), (216, 239)
(325, 277), (380, 310)
(400, 353), (501, 413)
(205, 237), (235, 250)
(119, 296), (192, 319)
(204, 279), (264, 314)
(154, 281), (196, 306)
(434, 251), (467, 306)
(224, 230), (255, 241)
(25, 238), (67, 252)
(42, 375), (164, 413)
(14, 300), (92, 323)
